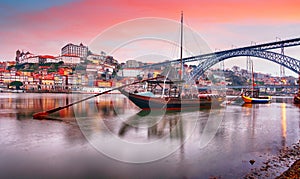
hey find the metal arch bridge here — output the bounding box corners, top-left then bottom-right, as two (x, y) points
(140, 37), (300, 79)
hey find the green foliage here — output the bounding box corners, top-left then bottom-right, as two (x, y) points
(10, 81), (23, 87)
(42, 63), (53, 66)
(87, 50), (93, 56)
(47, 69), (56, 73)
(20, 69), (34, 72)
(9, 81), (23, 90)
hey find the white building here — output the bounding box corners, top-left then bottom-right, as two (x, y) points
(118, 68), (141, 77)
(86, 64), (98, 73)
(56, 55), (81, 64)
(42, 55), (58, 63)
(61, 43), (88, 58)
(126, 60), (140, 68)
(22, 55), (57, 64)
(87, 54), (105, 63)
(23, 56), (39, 63)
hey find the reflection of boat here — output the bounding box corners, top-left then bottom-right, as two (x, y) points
(242, 103), (253, 108)
(118, 110), (182, 138)
(119, 12), (224, 111)
(242, 59), (271, 104)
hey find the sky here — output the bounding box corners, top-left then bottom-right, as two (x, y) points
(1, 0), (300, 76)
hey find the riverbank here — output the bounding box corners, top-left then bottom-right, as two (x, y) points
(244, 140), (300, 178)
(277, 159), (300, 178)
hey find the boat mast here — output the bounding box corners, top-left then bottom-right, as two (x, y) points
(180, 11), (183, 81)
(251, 60), (254, 97)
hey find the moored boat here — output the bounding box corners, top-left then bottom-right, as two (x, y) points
(119, 78), (224, 111)
(294, 88), (300, 104)
(294, 94), (300, 104)
(294, 74), (300, 104)
(241, 89), (271, 104)
(76, 86), (120, 94)
(119, 12), (224, 111)
(242, 59), (271, 104)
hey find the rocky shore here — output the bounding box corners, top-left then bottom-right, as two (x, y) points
(277, 159), (300, 179)
(244, 140), (300, 179)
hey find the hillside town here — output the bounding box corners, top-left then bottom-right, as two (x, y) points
(0, 42), (298, 94)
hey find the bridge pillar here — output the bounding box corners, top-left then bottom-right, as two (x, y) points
(280, 45), (286, 77)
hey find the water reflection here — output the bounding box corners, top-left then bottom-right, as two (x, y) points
(0, 93), (299, 178)
(241, 102), (291, 149)
(281, 103), (287, 147)
(242, 103), (258, 138)
(118, 110), (184, 141)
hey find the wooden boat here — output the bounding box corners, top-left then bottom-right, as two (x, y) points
(241, 89), (271, 103)
(294, 88), (300, 104)
(119, 12), (224, 111)
(294, 74), (300, 104)
(119, 78), (224, 111)
(294, 94), (300, 104)
(242, 59), (271, 104)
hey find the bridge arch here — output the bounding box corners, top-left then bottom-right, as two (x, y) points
(191, 49), (300, 79)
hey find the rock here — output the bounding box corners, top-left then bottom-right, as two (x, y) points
(249, 159), (255, 165)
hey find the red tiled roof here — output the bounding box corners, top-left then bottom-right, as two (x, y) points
(39, 66), (51, 69)
(39, 55), (55, 59)
(62, 54), (80, 57)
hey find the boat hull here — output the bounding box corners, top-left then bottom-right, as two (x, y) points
(242, 95), (271, 104)
(294, 95), (300, 104)
(120, 89), (224, 111)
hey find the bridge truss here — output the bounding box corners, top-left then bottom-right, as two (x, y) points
(190, 49), (300, 79)
(140, 37), (300, 79)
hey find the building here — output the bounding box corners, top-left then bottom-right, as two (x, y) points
(125, 60), (140, 68)
(24, 56), (39, 63)
(21, 55), (57, 64)
(16, 50), (35, 64)
(118, 68), (142, 78)
(61, 43), (88, 58)
(39, 55), (57, 63)
(87, 54), (105, 64)
(56, 54), (81, 64)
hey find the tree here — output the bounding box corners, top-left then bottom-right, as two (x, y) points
(9, 81), (23, 90)
(87, 50), (93, 56)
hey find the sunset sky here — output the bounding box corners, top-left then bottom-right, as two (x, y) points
(1, 0), (300, 76)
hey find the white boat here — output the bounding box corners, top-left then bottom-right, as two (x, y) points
(79, 87), (120, 94)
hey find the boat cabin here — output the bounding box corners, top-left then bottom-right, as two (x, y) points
(145, 78), (184, 98)
(243, 89), (259, 98)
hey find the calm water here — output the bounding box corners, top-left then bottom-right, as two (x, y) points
(0, 93), (299, 178)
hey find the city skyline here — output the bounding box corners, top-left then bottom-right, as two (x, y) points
(1, 0), (300, 76)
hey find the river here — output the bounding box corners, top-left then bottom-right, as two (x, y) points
(0, 93), (299, 178)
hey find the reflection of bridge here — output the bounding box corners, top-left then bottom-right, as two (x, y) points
(141, 37), (300, 79)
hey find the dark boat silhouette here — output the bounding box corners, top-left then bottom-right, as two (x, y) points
(119, 78), (224, 111)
